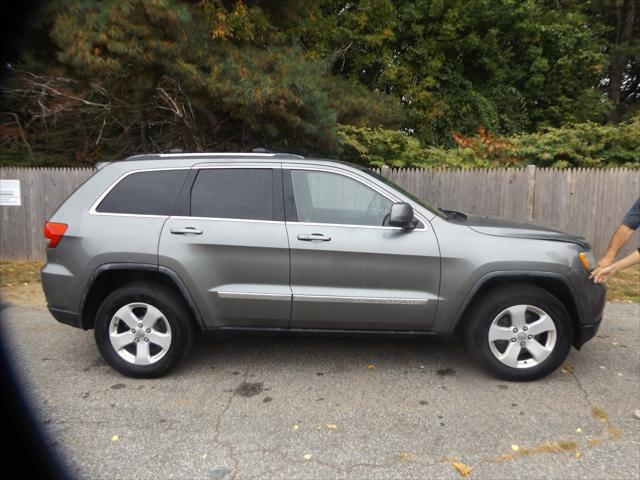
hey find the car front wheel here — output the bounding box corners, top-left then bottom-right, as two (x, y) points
(464, 285), (573, 381)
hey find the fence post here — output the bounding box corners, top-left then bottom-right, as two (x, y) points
(526, 164), (536, 221)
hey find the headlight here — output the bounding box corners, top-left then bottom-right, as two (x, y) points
(578, 250), (595, 272)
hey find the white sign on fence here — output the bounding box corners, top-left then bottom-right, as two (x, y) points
(0, 179), (21, 206)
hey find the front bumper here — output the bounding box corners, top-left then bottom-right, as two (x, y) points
(570, 269), (606, 349)
(573, 316), (602, 349)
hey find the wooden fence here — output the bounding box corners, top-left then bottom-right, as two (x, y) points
(381, 166), (639, 259)
(1, 166), (638, 260)
(1, 168), (95, 259)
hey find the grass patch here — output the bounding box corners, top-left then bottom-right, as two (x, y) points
(606, 266), (639, 303)
(0, 260), (43, 288)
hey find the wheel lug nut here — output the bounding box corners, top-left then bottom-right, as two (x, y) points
(146, 328), (151, 333)
(134, 338), (139, 343)
(512, 328), (518, 333)
(131, 328), (136, 333)
(137, 323), (143, 328)
(528, 335), (532, 339)
(144, 337), (149, 342)
(511, 338), (516, 342)
(520, 341), (526, 346)
(523, 326), (528, 331)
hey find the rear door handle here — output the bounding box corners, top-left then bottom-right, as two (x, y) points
(170, 227), (203, 235)
(297, 233), (331, 242)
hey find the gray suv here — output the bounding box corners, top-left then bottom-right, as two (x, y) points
(41, 153), (606, 380)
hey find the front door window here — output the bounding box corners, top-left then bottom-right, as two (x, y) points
(290, 170), (392, 226)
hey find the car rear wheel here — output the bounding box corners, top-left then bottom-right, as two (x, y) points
(94, 282), (195, 378)
(464, 285), (573, 381)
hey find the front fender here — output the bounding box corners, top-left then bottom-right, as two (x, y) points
(441, 270), (578, 337)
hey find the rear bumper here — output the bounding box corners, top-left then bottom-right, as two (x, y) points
(47, 306), (82, 329)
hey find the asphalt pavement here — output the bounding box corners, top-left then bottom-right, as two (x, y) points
(1, 301), (639, 479)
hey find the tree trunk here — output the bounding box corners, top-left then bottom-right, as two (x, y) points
(609, 0), (636, 123)
(140, 120), (147, 151)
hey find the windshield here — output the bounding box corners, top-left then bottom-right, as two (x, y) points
(363, 169), (446, 218)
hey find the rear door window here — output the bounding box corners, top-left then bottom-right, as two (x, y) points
(190, 168), (274, 221)
(96, 170), (188, 215)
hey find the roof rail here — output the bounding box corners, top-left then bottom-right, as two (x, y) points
(123, 152), (304, 161)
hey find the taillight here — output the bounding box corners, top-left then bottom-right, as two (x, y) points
(44, 222), (68, 248)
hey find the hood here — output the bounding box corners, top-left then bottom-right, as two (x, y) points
(459, 214), (589, 249)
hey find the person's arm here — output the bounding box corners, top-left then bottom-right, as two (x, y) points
(596, 224), (635, 268)
(590, 249), (640, 284)
(593, 197), (640, 274)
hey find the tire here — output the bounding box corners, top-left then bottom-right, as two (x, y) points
(94, 281), (195, 378)
(463, 285), (573, 381)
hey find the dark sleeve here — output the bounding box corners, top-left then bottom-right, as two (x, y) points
(622, 197), (640, 230)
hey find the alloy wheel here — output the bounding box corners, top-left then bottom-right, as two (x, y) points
(108, 302), (172, 365)
(487, 304), (557, 369)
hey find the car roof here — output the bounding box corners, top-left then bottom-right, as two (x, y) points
(125, 152), (304, 161)
(113, 152), (368, 172)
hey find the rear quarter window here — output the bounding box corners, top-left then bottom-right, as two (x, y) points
(96, 170), (188, 215)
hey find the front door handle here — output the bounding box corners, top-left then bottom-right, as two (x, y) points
(297, 233), (331, 242)
(170, 227), (203, 235)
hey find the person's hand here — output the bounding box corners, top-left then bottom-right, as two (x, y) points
(590, 264), (615, 284)
(591, 255), (615, 278)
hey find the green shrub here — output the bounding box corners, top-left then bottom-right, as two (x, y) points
(0, 149), (72, 167)
(336, 117), (640, 168)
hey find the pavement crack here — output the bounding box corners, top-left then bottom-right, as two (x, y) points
(569, 369), (596, 410)
(212, 354), (261, 479)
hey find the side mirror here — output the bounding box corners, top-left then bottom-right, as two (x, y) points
(388, 202), (418, 229)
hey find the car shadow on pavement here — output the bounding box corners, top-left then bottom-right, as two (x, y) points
(177, 330), (488, 379)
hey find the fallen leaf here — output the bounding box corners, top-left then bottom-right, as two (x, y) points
(367, 364), (376, 369)
(511, 444), (520, 451)
(576, 452), (582, 459)
(303, 453), (312, 460)
(293, 425), (300, 431)
(576, 428), (582, 433)
(557, 440), (577, 451)
(560, 363), (573, 373)
(515, 441), (577, 457)
(588, 438), (602, 447)
(399, 452), (412, 461)
(492, 454), (513, 463)
(591, 407), (608, 421)
(607, 425), (621, 439)
(111, 435), (119, 442)
(451, 461), (473, 477)
(326, 424), (337, 430)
